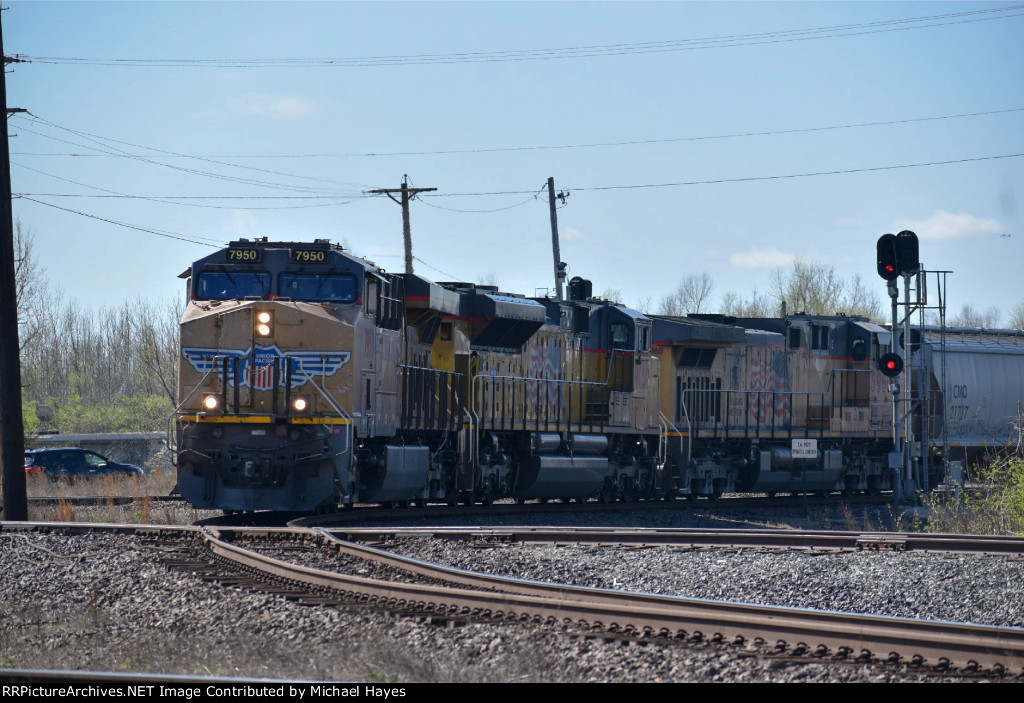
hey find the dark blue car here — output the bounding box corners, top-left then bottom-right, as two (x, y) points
(24, 448), (145, 479)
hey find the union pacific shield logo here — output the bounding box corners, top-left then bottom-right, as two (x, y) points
(182, 345), (351, 391)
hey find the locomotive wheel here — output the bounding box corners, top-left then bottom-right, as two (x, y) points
(413, 498), (427, 509)
(620, 484), (635, 503)
(599, 485), (615, 504)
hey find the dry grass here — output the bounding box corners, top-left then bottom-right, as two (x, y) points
(9, 458), (211, 525)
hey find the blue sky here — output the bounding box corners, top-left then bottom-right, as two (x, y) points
(6, 1), (1023, 320)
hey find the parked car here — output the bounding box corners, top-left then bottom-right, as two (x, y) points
(24, 448), (145, 480)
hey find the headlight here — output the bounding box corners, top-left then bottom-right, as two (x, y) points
(255, 311), (273, 337)
(292, 396), (309, 413)
(202, 394), (221, 411)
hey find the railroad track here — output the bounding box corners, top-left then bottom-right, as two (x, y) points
(201, 526), (1024, 675)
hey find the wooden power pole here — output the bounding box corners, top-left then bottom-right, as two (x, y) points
(0, 9), (27, 520)
(368, 175), (436, 275)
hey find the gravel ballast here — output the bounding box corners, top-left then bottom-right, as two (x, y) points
(0, 508), (1020, 683)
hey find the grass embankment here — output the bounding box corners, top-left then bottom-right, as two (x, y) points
(926, 458), (1024, 536)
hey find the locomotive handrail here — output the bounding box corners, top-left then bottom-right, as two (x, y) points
(658, 411), (687, 468)
(603, 348), (636, 389)
(296, 373), (353, 456)
(470, 373), (611, 470)
(681, 366), (876, 440)
(398, 364), (464, 432)
(167, 354), (236, 462)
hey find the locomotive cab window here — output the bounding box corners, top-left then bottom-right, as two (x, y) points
(279, 273), (358, 303)
(610, 322), (631, 349)
(194, 271), (271, 300)
(851, 338), (867, 361)
(638, 323), (651, 352)
(810, 325), (830, 352)
(364, 280), (378, 317)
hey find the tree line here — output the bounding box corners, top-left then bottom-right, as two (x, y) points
(16, 222), (182, 434)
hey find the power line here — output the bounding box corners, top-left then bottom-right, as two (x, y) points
(22, 151), (1022, 205)
(418, 188), (545, 213)
(10, 161), (367, 210)
(426, 151), (1024, 198)
(12, 107), (1023, 160)
(14, 114), (367, 195)
(19, 196), (225, 246)
(16, 5), (1024, 68)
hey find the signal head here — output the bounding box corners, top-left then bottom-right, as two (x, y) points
(895, 230), (920, 275)
(877, 352), (904, 378)
(876, 234), (900, 281)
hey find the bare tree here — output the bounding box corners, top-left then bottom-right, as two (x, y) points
(759, 259), (884, 321)
(14, 220), (46, 350)
(840, 274), (885, 321)
(720, 287), (776, 317)
(599, 287), (623, 304)
(635, 295), (654, 314)
(1008, 301), (1024, 330)
(659, 272), (714, 316)
(770, 259), (844, 316)
(130, 295), (183, 406)
(950, 303), (1001, 328)
(476, 271), (499, 288)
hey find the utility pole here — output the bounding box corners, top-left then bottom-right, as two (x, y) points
(367, 175), (436, 275)
(0, 9), (28, 521)
(547, 177), (568, 300)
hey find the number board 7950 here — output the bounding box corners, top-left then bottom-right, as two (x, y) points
(226, 248), (262, 262)
(291, 249), (329, 264)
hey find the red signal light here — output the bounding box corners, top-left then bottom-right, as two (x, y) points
(878, 353), (903, 378)
(877, 234), (900, 281)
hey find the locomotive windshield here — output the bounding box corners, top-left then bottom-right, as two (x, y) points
(279, 273), (358, 302)
(195, 271), (271, 300)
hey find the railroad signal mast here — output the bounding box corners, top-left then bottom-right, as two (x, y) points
(875, 230), (950, 505)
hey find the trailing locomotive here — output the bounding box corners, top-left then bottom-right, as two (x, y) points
(174, 238), (1024, 511)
